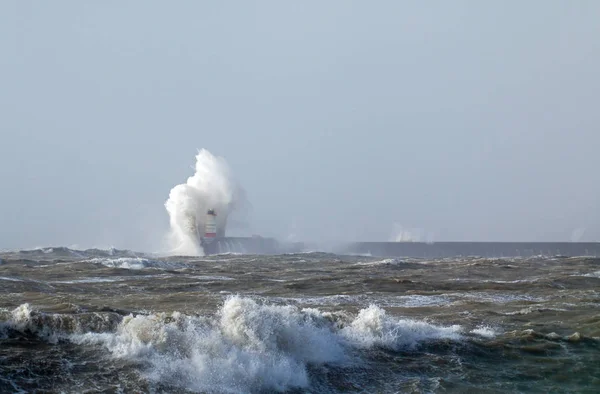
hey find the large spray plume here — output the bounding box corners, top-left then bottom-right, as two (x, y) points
(164, 149), (244, 255)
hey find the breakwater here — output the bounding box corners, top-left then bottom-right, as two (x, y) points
(341, 242), (600, 258)
(203, 238), (600, 258)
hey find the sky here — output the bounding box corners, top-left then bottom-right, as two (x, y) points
(1, 1), (599, 250)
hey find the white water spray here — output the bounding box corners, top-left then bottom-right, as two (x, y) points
(164, 149), (243, 255)
(390, 223), (435, 244)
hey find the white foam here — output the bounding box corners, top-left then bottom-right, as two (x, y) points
(4, 298), (467, 392)
(341, 305), (462, 350)
(483, 279), (539, 284)
(0, 304), (60, 343)
(0, 276), (23, 282)
(503, 306), (568, 316)
(50, 277), (121, 284)
(276, 294), (363, 307)
(581, 271), (600, 278)
(86, 257), (182, 270)
(0, 304), (123, 343)
(354, 258), (405, 267)
(90, 299), (462, 391)
(470, 325), (497, 338)
(71, 296), (345, 392)
(271, 294), (454, 309)
(391, 295), (453, 308)
(190, 275), (234, 281)
(87, 257), (149, 270)
(449, 278), (539, 284)
(453, 292), (542, 303)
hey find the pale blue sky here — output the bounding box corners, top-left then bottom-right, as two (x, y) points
(1, 1), (599, 249)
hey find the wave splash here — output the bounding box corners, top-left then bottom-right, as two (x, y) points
(2, 296), (463, 393)
(164, 149), (244, 256)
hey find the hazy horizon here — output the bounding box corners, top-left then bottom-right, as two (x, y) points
(1, 1), (599, 250)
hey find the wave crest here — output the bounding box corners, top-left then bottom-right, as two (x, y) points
(2, 297), (465, 392)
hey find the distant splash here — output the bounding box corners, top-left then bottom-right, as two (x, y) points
(164, 149), (244, 256)
(389, 223), (435, 243)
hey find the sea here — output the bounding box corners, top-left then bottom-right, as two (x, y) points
(1, 247), (599, 393)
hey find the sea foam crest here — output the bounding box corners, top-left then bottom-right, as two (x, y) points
(72, 296), (345, 392)
(355, 258), (405, 267)
(86, 257), (184, 270)
(1, 303), (63, 342)
(341, 304), (462, 350)
(3, 297), (464, 393)
(0, 304), (121, 342)
(470, 325), (498, 338)
(582, 271), (600, 278)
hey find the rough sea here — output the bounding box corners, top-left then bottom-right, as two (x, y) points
(1, 248), (599, 393)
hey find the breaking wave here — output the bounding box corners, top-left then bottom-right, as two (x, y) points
(85, 257), (186, 270)
(1, 296), (464, 393)
(581, 271), (600, 278)
(13, 247), (141, 259)
(354, 258), (409, 266)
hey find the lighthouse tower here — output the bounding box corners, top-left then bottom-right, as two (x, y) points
(204, 209), (217, 244)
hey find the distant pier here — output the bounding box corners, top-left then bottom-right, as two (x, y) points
(202, 238), (600, 258)
(342, 242), (600, 258)
(202, 237), (304, 255)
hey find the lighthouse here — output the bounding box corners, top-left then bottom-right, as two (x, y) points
(203, 209), (217, 244)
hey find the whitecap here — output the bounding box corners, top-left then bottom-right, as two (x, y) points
(50, 277), (121, 284)
(341, 304), (462, 350)
(470, 325), (497, 338)
(5, 297), (466, 393)
(0, 276), (23, 282)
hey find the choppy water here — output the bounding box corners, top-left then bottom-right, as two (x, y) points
(1, 248), (599, 393)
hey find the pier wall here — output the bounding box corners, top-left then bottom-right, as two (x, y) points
(341, 242), (600, 258)
(201, 237), (600, 258)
